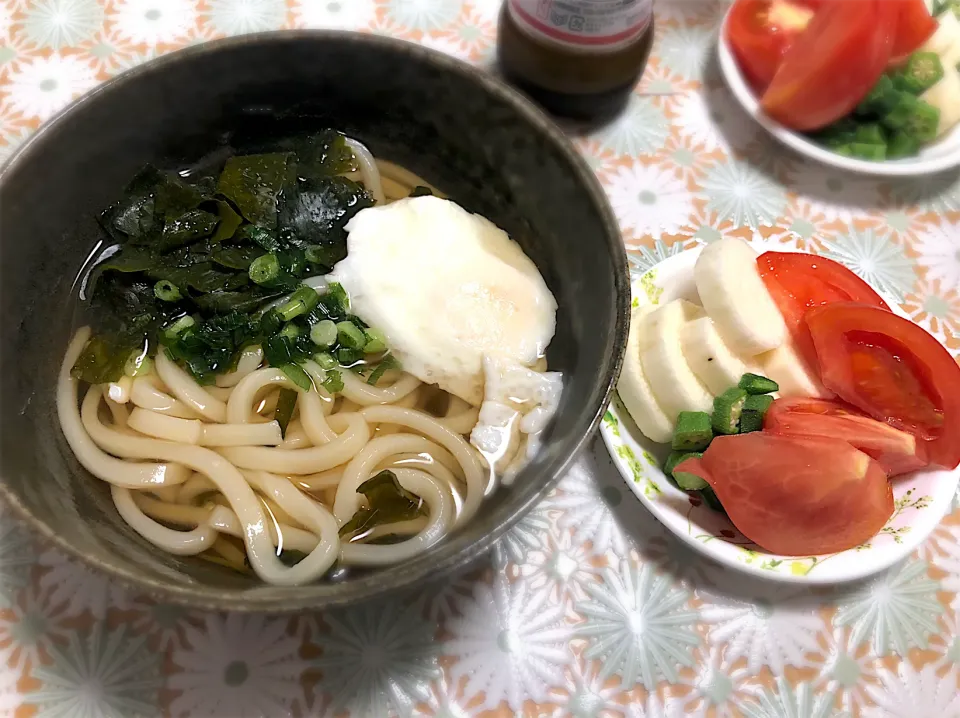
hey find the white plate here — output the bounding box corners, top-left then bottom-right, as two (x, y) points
(717, 9), (960, 177)
(599, 246), (960, 584)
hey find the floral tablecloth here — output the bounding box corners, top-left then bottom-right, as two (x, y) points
(1, 1), (959, 716)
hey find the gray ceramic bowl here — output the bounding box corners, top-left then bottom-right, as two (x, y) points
(0, 31), (628, 612)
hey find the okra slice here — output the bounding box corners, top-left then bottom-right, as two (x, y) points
(712, 387), (748, 435)
(744, 394), (774, 413)
(664, 450), (703, 488)
(738, 373), (779, 395)
(671, 411), (713, 452)
(739, 410), (765, 434)
(900, 52), (944, 95)
(700, 486), (726, 514)
(675, 469), (709, 491)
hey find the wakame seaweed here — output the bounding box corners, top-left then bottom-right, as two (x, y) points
(338, 471), (428, 543)
(74, 132), (374, 385)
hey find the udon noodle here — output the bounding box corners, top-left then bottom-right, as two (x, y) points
(59, 140), (556, 586)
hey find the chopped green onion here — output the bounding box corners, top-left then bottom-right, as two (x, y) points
(367, 355), (400, 386)
(363, 328), (387, 354)
(124, 350), (152, 377)
(672, 411), (713, 452)
(274, 388), (298, 438)
(337, 347), (363, 365)
(305, 245), (340, 266)
(280, 363), (312, 391)
(314, 351), (337, 369)
(276, 285), (319, 322)
(322, 369), (344, 394)
(163, 315), (195, 339)
(279, 323), (301, 340)
(249, 253), (280, 285)
(153, 279), (182, 302)
(310, 320), (338, 347)
(324, 282), (350, 314)
(336, 320), (366, 350)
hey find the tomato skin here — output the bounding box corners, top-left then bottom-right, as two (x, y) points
(761, 0), (897, 131)
(676, 433), (893, 555)
(806, 303), (960, 469)
(757, 252), (891, 368)
(764, 397), (927, 476)
(891, 0), (938, 61)
(726, 0), (813, 91)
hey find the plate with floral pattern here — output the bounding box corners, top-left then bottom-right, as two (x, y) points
(599, 244), (960, 583)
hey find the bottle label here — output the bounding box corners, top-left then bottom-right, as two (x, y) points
(507, 0), (653, 52)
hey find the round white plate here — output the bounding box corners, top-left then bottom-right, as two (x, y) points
(717, 9), (960, 177)
(599, 246), (960, 584)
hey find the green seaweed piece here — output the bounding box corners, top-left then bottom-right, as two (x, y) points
(338, 470), (426, 542)
(216, 153), (292, 228)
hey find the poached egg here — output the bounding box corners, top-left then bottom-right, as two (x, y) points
(329, 196), (558, 406)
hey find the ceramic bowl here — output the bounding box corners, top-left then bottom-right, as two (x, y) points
(599, 245), (960, 584)
(717, 9), (960, 177)
(0, 31), (629, 611)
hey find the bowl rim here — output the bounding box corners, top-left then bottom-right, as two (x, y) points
(0, 29), (630, 612)
(716, 8), (960, 177)
(600, 245), (960, 584)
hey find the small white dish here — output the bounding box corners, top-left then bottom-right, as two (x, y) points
(717, 9), (960, 176)
(599, 245), (960, 584)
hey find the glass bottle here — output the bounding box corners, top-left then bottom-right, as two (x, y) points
(497, 0), (655, 125)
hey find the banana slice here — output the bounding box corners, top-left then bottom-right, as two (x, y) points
(681, 316), (757, 395)
(617, 305), (674, 443)
(694, 238), (787, 356)
(757, 340), (833, 400)
(922, 65), (960, 137)
(639, 299), (713, 420)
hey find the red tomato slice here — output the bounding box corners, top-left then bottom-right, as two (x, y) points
(757, 252), (891, 368)
(806, 303), (960, 469)
(761, 0), (897, 130)
(676, 433), (893, 555)
(891, 0), (938, 61)
(764, 397), (927, 476)
(726, 0), (814, 91)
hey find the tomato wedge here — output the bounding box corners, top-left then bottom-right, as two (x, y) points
(806, 303), (960, 469)
(726, 0), (814, 91)
(676, 433), (893, 555)
(761, 0), (897, 130)
(764, 397), (927, 476)
(757, 252), (890, 368)
(891, 0), (938, 61)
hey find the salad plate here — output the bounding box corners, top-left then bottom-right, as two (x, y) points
(599, 244), (960, 584)
(717, 3), (960, 177)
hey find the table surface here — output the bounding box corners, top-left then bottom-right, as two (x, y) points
(0, 1), (958, 716)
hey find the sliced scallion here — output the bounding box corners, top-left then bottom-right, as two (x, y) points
(310, 319), (338, 347)
(153, 279), (182, 302)
(163, 315), (195, 339)
(363, 327), (387, 354)
(249, 253), (280, 285)
(336, 320), (366, 350)
(276, 284), (319, 322)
